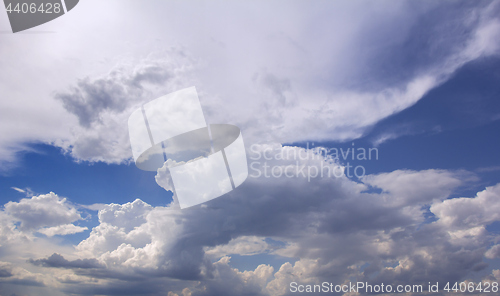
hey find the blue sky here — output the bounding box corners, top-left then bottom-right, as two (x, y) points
(1, 1), (500, 295)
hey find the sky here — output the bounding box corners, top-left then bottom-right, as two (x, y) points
(1, 0), (500, 295)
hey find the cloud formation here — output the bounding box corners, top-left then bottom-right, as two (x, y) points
(29, 253), (103, 269)
(1, 1), (499, 166)
(3, 192), (83, 231)
(1, 1), (500, 296)
(1, 145), (497, 295)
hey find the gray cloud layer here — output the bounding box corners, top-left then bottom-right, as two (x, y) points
(28, 253), (103, 269)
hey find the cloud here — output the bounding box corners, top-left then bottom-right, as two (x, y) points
(266, 259), (319, 296)
(53, 49), (198, 164)
(98, 199), (153, 231)
(0, 262), (13, 278)
(190, 256), (274, 296)
(0, 145), (499, 296)
(10, 187), (25, 193)
(0, 262), (48, 291)
(28, 253), (103, 269)
(76, 199), (154, 257)
(431, 183), (500, 230)
(1, 1), (500, 295)
(3, 192), (83, 231)
(1, 1), (500, 166)
(0, 192), (87, 255)
(55, 51), (183, 128)
(9, 144), (497, 295)
(362, 169), (472, 206)
(204, 236), (271, 259)
(190, 1), (500, 146)
(485, 244), (500, 259)
(38, 224), (88, 237)
(423, 183), (500, 267)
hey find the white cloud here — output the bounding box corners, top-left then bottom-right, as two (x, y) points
(266, 259), (320, 296)
(38, 224), (88, 237)
(431, 183), (500, 230)
(97, 199), (153, 231)
(204, 236), (271, 259)
(0, 192), (88, 275)
(197, 256), (274, 295)
(10, 187), (25, 193)
(3, 192), (83, 231)
(362, 169), (470, 206)
(486, 244), (500, 259)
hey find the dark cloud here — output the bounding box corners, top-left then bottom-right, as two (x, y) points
(28, 253), (103, 269)
(50, 49), (195, 164)
(56, 64), (172, 128)
(0, 267), (13, 278)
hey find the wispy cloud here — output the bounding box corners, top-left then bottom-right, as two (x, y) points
(10, 187), (25, 193)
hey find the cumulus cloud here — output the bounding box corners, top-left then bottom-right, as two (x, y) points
(3, 192), (83, 231)
(362, 169), (473, 206)
(431, 183), (500, 230)
(0, 146), (499, 296)
(7, 145), (497, 295)
(0, 192), (87, 259)
(76, 199), (154, 258)
(266, 259), (320, 296)
(97, 199), (153, 231)
(192, 256), (274, 296)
